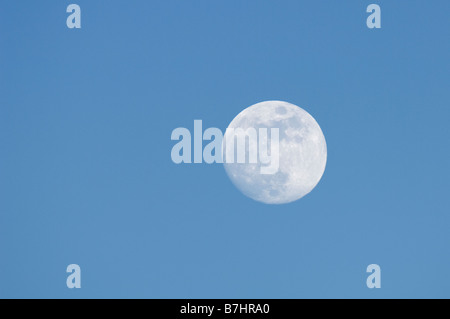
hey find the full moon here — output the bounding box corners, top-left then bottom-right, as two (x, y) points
(223, 101), (327, 204)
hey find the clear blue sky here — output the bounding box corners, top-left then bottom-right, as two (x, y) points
(0, 1), (449, 298)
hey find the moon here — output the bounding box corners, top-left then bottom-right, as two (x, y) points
(223, 101), (327, 204)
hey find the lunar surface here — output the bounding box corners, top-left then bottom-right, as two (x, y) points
(223, 101), (327, 204)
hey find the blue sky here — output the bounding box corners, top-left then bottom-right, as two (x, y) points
(0, 1), (449, 298)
